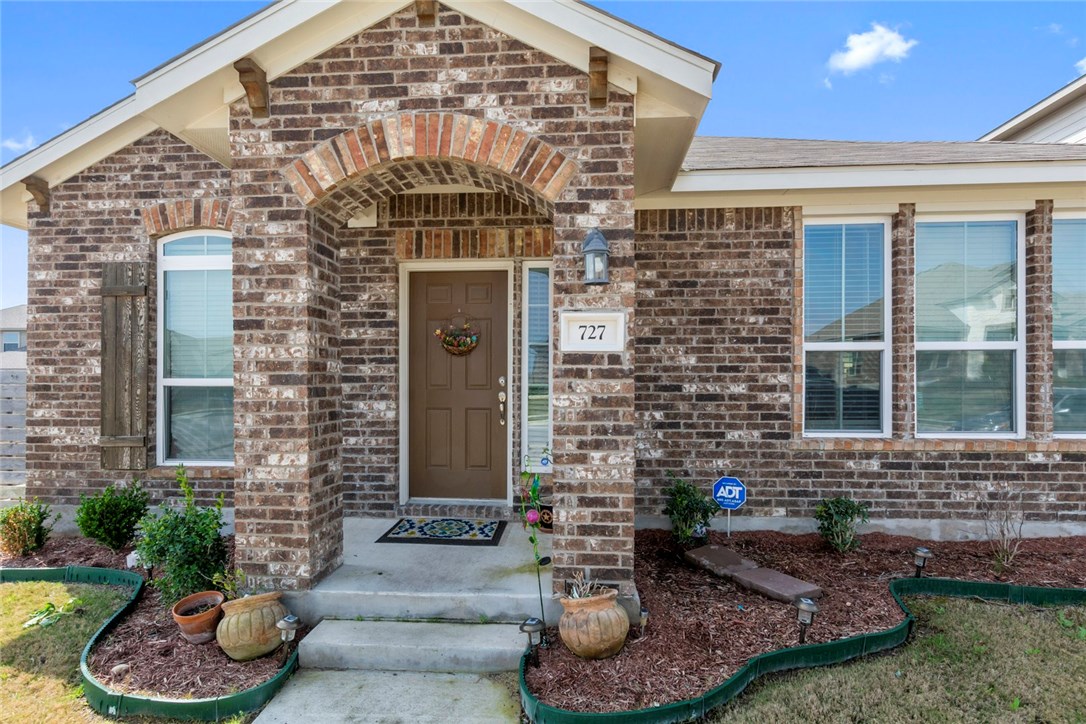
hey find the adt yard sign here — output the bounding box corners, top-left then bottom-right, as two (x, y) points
(713, 476), (746, 511)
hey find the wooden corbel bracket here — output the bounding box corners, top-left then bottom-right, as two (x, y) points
(233, 57), (270, 119)
(589, 47), (609, 109)
(415, 0), (436, 26)
(22, 176), (50, 210)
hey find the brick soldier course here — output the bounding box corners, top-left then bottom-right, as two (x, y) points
(8, 1), (1085, 596)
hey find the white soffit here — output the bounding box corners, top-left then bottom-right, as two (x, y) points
(636, 181), (1086, 213)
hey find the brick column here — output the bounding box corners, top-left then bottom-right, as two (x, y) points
(549, 104), (636, 596)
(1025, 200), (1054, 440)
(891, 203), (916, 439)
(231, 130), (343, 591)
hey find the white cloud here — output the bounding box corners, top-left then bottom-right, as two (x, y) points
(1046, 23), (1064, 35)
(879, 73), (895, 85)
(1, 133), (36, 153)
(828, 23), (918, 75)
(1077, 57), (1086, 76)
(822, 77), (833, 90)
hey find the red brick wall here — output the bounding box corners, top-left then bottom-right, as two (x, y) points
(231, 2), (636, 589)
(24, 129), (231, 506)
(635, 206), (1086, 527)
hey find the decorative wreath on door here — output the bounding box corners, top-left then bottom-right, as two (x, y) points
(434, 319), (479, 356)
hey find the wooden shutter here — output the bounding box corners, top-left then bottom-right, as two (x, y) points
(100, 262), (150, 470)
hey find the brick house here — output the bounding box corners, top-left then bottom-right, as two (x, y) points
(1, 1), (1085, 599)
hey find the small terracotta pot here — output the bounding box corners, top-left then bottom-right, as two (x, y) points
(558, 588), (630, 659)
(216, 591), (290, 661)
(171, 591), (225, 644)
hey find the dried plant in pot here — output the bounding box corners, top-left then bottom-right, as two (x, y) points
(557, 571), (630, 660)
(171, 590), (225, 644)
(213, 569), (291, 662)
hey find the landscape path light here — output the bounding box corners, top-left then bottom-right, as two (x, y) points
(520, 617), (546, 667)
(913, 546), (933, 578)
(795, 597), (820, 645)
(276, 614), (301, 664)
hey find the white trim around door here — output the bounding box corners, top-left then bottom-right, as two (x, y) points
(398, 259), (515, 506)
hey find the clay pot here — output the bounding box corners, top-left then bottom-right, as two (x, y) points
(558, 588), (630, 659)
(171, 591), (225, 644)
(216, 592), (289, 661)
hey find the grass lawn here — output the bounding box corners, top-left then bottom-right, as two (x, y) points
(0, 581), (128, 724)
(715, 597), (1086, 723)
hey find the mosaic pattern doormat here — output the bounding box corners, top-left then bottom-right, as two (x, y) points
(375, 517), (507, 546)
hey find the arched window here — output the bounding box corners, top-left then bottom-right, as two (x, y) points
(157, 231), (233, 464)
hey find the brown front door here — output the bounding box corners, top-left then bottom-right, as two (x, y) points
(409, 270), (508, 500)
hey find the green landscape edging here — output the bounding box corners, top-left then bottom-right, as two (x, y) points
(0, 565), (299, 721)
(519, 577), (1086, 724)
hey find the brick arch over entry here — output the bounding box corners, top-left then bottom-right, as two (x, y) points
(281, 112), (577, 223)
(141, 198), (233, 238)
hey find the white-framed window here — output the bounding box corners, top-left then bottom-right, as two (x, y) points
(803, 219), (891, 436)
(1053, 215), (1086, 437)
(1, 330), (26, 352)
(914, 216), (1025, 437)
(157, 231), (234, 465)
(521, 261), (552, 472)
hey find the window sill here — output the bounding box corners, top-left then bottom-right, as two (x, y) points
(791, 437), (1077, 453)
(146, 464), (235, 480)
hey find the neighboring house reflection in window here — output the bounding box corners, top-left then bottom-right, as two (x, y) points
(915, 219), (1023, 436)
(803, 221), (890, 436)
(1053, 217), (1086, 435)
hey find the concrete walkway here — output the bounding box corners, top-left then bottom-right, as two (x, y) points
(253, 670), (520, 724)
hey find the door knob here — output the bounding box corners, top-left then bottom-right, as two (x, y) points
(498, 391), (507, 426)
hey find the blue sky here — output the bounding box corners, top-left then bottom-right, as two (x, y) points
(2, 1), (1084, 308)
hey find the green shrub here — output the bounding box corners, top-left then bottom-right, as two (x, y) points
(663, 472), (718, 547)
(814, 497), (870, 552)
(0, 499), (58, 556)
(135, 466), (227, 607)
(75, 480), (150, 551)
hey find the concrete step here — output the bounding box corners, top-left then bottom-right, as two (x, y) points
(253, 669), (519, 724)
(299, 619), (526, 673)
(285, 569), (561, 625)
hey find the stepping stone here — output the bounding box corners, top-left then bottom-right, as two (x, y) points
(685, 545), (758, 579)
(730, 567), (822, 603)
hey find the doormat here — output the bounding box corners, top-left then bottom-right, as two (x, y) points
(375, 517), (507, 546)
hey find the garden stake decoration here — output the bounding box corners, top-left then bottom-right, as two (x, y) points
(521, 449), (551, 644)
(913, 546), (933, 578)
(795, 597), (820, 645)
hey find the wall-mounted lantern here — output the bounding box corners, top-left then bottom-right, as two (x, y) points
(582, 229), (610, 284)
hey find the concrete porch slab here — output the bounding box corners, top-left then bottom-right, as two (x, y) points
(253, 669), (519, 724)
(284, 517), (562, 626)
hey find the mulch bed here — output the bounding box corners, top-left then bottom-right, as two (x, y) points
(525, 529), (1086, 713)
(1, 536), (303, 700)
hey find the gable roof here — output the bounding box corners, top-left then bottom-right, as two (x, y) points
(0, 0), (719, 230)
(979, 75), (1086, 143)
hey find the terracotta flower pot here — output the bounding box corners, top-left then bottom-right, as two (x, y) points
(216, 592), (289, 661)
(171, 591), (225, 644)
(558, 588), (630, 659)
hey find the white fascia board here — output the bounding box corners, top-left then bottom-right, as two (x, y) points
(671, 161), (1086, 194)
(979, 75), (1086, 141)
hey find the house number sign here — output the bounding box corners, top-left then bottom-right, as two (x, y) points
(559, 311), (626, 352)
